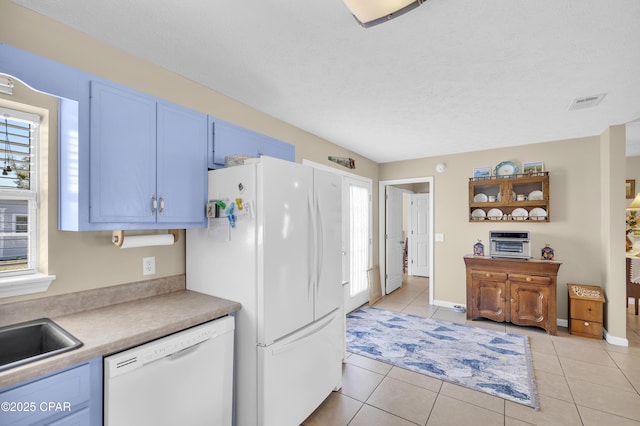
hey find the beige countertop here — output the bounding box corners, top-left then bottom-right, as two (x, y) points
(0, 286), (240, 390)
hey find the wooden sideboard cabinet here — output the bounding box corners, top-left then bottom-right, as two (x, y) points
(464, 256), (561, 335)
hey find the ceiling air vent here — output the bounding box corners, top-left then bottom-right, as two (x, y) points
(568, 93), (606, 111)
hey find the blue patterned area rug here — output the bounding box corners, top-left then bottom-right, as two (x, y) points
(346, 307), (539, 410)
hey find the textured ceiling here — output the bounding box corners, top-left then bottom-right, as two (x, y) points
(9, 0), (640, 161)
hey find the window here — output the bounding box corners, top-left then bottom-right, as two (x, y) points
(0, 107), (39, 276)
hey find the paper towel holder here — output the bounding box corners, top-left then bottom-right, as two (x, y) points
(112, 229), (180, 248)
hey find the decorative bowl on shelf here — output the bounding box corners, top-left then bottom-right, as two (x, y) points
(494, 161), (518, 177)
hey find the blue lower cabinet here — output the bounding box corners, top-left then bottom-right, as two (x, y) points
(0, 358), (102, 426)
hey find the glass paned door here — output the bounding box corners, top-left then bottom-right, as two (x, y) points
(344, 178), (371, 312)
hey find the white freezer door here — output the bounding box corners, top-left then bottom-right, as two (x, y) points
(258, 157), (314, 345)
(313, 168), (343, 320)
(257, 309), (342, 426)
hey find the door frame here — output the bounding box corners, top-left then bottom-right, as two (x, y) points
(379, 177), (434, 304)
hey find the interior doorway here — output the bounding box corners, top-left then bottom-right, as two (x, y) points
(379, 177), (434, 304)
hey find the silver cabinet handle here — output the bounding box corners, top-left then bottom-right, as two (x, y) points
(159, 195), (165, 215)
(151, 193), (157, 216)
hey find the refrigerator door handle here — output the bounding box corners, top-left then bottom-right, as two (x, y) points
(315, 196), (324, 290)
(308, 194), (317, 295)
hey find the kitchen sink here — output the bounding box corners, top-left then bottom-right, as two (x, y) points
(0, 318), (83, 372)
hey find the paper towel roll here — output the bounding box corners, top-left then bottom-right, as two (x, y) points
(119, 233), (175, 249)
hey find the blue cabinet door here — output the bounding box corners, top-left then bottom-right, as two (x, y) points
(260, 136), (295, 162)
(211, 118), (260, 168)
(157, 103), (207, 226)
(0, 358), (102, 426)
(209, 118), (296, 169)
(89, 80), (157, 224)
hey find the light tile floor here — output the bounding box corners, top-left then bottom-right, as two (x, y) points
(303, 275), (640, 425)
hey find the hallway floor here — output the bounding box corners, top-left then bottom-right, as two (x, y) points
(303, 275), (640, 425)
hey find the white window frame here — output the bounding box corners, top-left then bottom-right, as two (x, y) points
(0, 105), (55, 297)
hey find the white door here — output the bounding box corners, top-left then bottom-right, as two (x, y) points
(344, 178), (372, 312)
(410, 193), (430, 277)
(313, 169), (343, 320)
(385, 186), (404, 293)
(258, 157), (314, 345)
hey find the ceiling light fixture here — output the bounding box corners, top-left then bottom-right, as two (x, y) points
(342, 0), (425, 28)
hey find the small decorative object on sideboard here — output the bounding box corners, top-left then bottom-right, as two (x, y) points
(541, 243), (554, 260)
(473, 240), (485, 256)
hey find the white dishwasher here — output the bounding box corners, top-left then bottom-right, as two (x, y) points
(104, 315), (234, 426)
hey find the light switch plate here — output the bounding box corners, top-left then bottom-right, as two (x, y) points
(435, 233), (445, 242)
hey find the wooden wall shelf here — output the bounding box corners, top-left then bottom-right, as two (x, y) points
(469, 172), (550, 222)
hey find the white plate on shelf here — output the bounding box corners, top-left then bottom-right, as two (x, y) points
(528, 190), (543, 201)
(494, 161), (518, 177)
(471, 209), (486, 220)
(511, 208), (529, 219)
(473, 193), (488, 202)
(487, 208), (503, 220)
(529, 207), (547, 220)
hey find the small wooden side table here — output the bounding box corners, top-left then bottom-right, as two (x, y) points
(567, 284), (605, 339)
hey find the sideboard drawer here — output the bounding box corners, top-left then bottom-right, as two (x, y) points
(509, 274), (551, 286)
(570, 319), (603, 338)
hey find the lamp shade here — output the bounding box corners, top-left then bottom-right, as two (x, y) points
(343, 0), (425, 28)
(628, 192), (640, 210)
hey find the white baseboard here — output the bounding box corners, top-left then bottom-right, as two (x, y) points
(433, 299), (461, 309)
(604, 328), (629, 346)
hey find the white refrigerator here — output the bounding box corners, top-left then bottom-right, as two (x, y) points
(186, 156), (343, 426)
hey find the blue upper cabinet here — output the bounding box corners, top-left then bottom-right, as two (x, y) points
(208, 117), (295, 169)
(88, 80), (207, 229)
(89, 81), (158, 224)
(156, 102), (208, 225)
(261, 135), (296, 162)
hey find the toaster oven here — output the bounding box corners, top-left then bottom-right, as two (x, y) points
(489, 231), (531, 259)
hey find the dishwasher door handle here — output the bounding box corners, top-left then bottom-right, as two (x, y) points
(166, 339), (208, 362)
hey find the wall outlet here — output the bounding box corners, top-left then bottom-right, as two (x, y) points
(143, 256), (156, 276)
